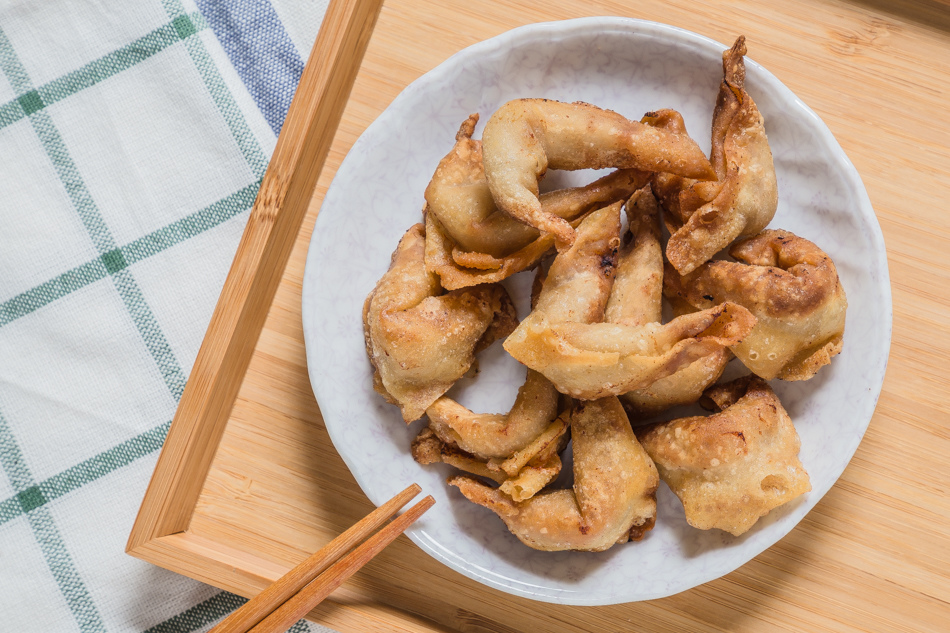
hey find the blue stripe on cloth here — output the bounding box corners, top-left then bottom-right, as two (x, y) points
(194, 0), (304, 135)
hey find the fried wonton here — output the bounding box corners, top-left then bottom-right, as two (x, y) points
(516, 200), (622, 327)
(603, 187), (664, 327)
(363, 224), (517, 422)
(621, 348), (732, 417)
(605, 188), (733, 415)
(412, 413), (569, 502)
(425, 209), (566, 290)
(507, 303), (754, 399)
(413, 369), (570, 501)
(481, 98), (714, 249)
(645, 36), (778, 274)
(636, 376), (811, 536)
(450, 397), (658, 551)
(504, 197), (756, 400)
(664, 229), (847, 380)
(423, 369), (560, 460)
(426, 114), (649, 257)
(423, 114), (647, 288)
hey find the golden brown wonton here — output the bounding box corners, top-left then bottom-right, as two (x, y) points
(481, 98), (714, 249)
(506, 304), (754, 399)
(449, 396), (658, 551)
(504, 196), (756, 400)
(363, 224), (517, 422)
(637, 375), (811, 536)
(412, 413), (569, 503)
(426, 114), (648, 257)
(423, 114), (647, 289)
(621, 348), (732, 418)
(646, 36), (778, 275)
(664, 229), (847, 380)
(605, 188), (733, 415)
(423, 369), (559, 460)
(411, 368), (570, 501)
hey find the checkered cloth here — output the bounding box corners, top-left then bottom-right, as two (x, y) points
(0, 0), (339, 631)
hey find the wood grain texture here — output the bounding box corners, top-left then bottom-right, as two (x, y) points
(132, 0), (950, 631)
(209, 484), (423, 633)
(126, 0), (385, 548)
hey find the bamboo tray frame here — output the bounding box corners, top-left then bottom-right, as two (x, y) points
(128, 0), (950, 631)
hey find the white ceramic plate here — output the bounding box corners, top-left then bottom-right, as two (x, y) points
(302, 17), (891, 605)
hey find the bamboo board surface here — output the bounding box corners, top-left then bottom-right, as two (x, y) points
(131, 0), (950, 631)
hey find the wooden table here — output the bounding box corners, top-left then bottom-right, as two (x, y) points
(129, 0), (950, 631)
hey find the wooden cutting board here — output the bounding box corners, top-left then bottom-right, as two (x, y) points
(128, 0), (950, 631)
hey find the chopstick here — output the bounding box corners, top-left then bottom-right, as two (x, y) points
(209, 484), (434, 633)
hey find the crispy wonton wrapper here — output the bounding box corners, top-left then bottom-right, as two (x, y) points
(363, 224), (517, 422)
(664, 229), (847, 380)
(425, 113), (647, 261)
(606, 187), (733, 415)
(646, 36), (778, 275)
(450, 397), (658, 551)
(637, 375), (811, 536)
(504, 197), (756, 400)
(423, 121), (646, 290)
(423, 369), (559, 460)
(481, 98), (715, 250)
(411, 412), (569, 502)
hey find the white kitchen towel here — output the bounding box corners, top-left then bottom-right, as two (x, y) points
(0, 0), (338, 630)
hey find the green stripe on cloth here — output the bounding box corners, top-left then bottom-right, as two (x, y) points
(0, 422), (171, 526)
(0, 12), (209, 132)
(28, 110), (117, 252)
(0, 408), (107, 631)
(27, 508), (108, 632)
(145, 591), (313, 633)
(0, 180), (258, 327)
(18, 88), (43, 114)
(0, 410), (33, 494)
(40, 421), (171, 503)
(0, 260), (108, 326)
(180, 34), (269, 177)
(0, 28), (31, 93)
(160, 0), (269, 177)
(38, 24), (180, 108)
(120, 179), (259, 264)
(144, 592), (247, 633)
(24, 107), (190, 399)
(39, 13), (209, 114)
(0, 98), (22, 127)
(112, 270), (189, 399)
(0, 496), (19, 522)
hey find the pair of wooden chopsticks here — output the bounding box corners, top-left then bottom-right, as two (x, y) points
(209, 484), (433, 633)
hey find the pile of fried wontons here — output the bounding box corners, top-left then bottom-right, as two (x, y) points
(362, 37), (847, 550)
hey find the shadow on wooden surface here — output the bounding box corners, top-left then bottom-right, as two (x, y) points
(846, 0), (950, 32)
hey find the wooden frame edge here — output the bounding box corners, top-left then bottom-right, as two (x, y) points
(127, 532), (455, 632)
(126, 0), (385, 553)
(127, 531), (286, 594)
